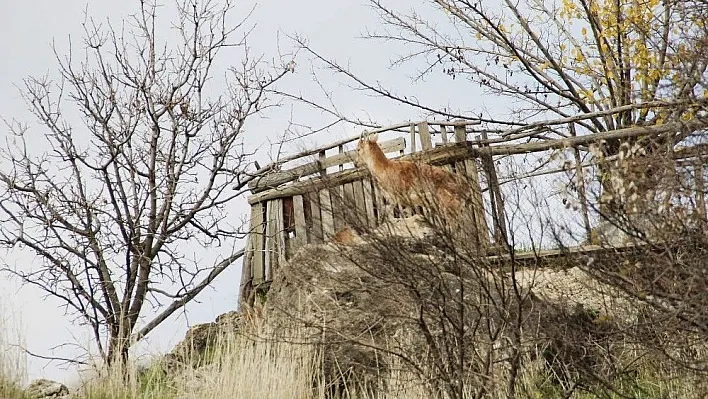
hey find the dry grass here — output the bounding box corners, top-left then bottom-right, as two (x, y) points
(0, 303), (27, 399)
(1, 303), (704, 399)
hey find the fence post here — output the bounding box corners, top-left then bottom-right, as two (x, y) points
(418, 122), (433, 150)
(570, 123), (593, 243)
(479, 131), (508, 246)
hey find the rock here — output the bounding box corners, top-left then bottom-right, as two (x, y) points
(165, 310), (245, 370)
(263, 214), (647, 394)
(25, 379), (69, 399)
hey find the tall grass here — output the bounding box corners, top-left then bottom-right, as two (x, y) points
(0, 302), (27, 399)
(2, 308), (702, 399)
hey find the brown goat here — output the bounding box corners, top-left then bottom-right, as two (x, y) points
(356, 134), (472, 222)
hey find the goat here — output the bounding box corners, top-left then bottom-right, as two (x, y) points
(356, 133), (473, 224)
(330, 227), (363, 245)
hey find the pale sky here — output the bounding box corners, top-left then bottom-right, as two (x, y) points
(0, 0), (560, 385)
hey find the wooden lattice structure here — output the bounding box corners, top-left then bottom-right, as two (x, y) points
(238, 116), (708, 306)
(239, 120), (508, 305)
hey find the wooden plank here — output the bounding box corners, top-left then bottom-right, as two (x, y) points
(250, 137), (406, 192)
(292, 195), (308, 250)
(353, 179), (368, 227)
(569, 123), (592, 242)
(264, 199), (282, 281)
(331, 185), (345, 233)
(479, 131), (508, 245)
(318, 151), (327, 176)
(342, 182), (356, 227)
(418, 122), (433, 150)
(319, 189), (335, 240)
(338, 145), (345, 172)
(238, 231), (254, 307)
(440, 125), (448, 144)
(454, 125), (467, 142)
(275, 199), (287, 275)
(248, 144), (478, 204)
(252, 118), (701, 192)
(463, 158), (491, 248)
(308, 191), (323, 244)
(251, 203), (265, 285)
(410, 124), (417, 153)
(362, 178), (376, 227)
(373, 182), (388, 223)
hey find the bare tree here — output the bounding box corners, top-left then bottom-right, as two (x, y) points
(278, 0), (708, 212)
(0, 0), (293, 368)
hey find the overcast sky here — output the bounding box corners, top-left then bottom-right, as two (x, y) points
(0, 0), (554, 385)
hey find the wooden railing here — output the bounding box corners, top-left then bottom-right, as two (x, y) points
(239, 114), (708, 307)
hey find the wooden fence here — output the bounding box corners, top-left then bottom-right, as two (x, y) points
(239, 120), (503, 305)
(238, 116), (708, 306)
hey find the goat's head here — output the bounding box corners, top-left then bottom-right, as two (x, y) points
(356, 133), (379, 166)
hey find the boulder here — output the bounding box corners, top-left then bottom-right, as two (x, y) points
(25, 379), (69, 399)
(164, 310), (244, 371)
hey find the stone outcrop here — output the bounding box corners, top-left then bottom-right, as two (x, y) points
(162, 310), (243, 372)
(25, 379), (69, 399)
(261, 215), (642, 393)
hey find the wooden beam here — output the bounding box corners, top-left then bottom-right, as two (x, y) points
(454, 125), (467, 143)
(419, 122), (433, 150)
(251, 203), (265, 285)
(247, 145), (475, 204)
(292, 195), (308, 249)
(249, 137), (406, 192)
(308, 191), (323, 244)
(238, 232), (254, 307)
(248, 120), (708, 204)
(252, 119), (482, 178)
(319, 189), (335, 240)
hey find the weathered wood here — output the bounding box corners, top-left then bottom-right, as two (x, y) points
(238, 232), (254, 307)
(479, 132), (508, 245)
(353, 179), (368, 226)
(489, 118), (708, 156)
(319, 189), (335, 240)
(318, 151), (327, 177)
(264, 199), (282, 281)
(373, 182), (387, 223)
(454, 125), (467, 142)
(463, 158), (491, 248)
(338, 145), (345, 172)
(249, 137), (406, 192)
(253, 119), (482, 178)
(500, 100), (708, 138)
(308, 191), (323, 244)
(440, 125), (448, 144)
(419, 122), (433, 150)
(251, 203), (265, 285)
(248, 144), (475, 204)
(331, 185), (345, 233)
(292, 195), (308, 250)
(570, 123), (592, 242)
(275, 199), (287, 275)
(248, 121), (708, 204)
(362, 178), (376, 227)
